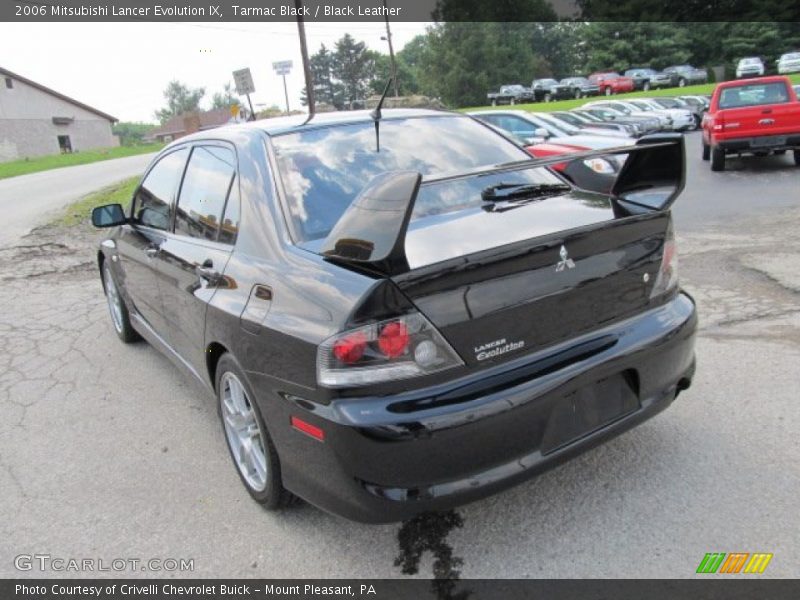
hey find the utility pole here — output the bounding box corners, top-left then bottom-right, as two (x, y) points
(382, 0), (399, 98)
(282, 74), (290, 114)
(295, 0), (315, 116)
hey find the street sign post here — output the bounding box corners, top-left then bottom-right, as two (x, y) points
(272, 60), (293, 114)
(232, 68), (256, 120)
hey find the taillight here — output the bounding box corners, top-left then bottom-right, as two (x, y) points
(378, 321), (409, 358)
(333, 332), (367, 364)
(650, 223), (679, 299)
(317, 312), (463, 388)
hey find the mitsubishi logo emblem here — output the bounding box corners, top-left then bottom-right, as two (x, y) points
(555, 245), (575, 272)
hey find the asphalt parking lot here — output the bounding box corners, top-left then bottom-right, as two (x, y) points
(0, 132), (798, 579)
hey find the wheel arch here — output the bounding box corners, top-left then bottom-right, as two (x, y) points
(206, 341), (229, 391)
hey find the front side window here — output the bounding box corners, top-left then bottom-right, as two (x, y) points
(132, 148), (189, 230)
(271, 116), (536, 242)
(175, 145), (236, 241)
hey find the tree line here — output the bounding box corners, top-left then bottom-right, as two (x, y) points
(306, 21), (800, 109)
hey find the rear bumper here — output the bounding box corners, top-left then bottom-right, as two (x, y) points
(262, 292), (697, 523)
(717, 134), (800, 152)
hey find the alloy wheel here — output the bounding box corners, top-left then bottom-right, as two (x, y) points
(103, 264), (124, 334)
(220, 372), (268, 492)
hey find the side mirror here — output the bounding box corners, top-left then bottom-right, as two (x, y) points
(534, 127), (550, 139)
(91, 203), (127, 228)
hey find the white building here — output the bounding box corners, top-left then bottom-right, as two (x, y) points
(0, 66), (118, 161)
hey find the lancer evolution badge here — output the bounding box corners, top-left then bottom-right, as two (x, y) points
(555, 245), (575, 272)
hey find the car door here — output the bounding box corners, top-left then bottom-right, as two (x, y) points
(116, 147), (189, 339)
(155, 143), (239, 377)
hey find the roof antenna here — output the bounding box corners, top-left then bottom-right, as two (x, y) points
(370, 77), (393, 152)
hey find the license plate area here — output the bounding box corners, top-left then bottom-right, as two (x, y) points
(541, 372), (639, 455)
(751, 136), (786, 148)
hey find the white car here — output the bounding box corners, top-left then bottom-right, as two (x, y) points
(583, 100), (673, 131)
(627, 99), (696, 131)
(777, 52), (800, 75)
(736, 57), (765, 78)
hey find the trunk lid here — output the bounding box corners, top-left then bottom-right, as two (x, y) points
(394, 201), (669, 366)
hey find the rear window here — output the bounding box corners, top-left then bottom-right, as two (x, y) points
(719, 82), (791, 109)
(271, 115), (550, 242)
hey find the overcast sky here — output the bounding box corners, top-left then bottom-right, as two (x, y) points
(0, 22), (430, 123)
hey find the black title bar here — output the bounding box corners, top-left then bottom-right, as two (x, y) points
(4, 0), (800, 22)
(3, 579), (800, 600)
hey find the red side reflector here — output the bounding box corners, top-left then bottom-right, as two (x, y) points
(291, 416), (325, 441)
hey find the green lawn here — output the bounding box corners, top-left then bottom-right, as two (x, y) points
(460, 73), (800, 113)
(52, 176), (138, 227)
(0, 144), (162, 180)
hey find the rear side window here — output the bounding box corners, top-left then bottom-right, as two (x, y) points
(133, 148), (189, 230)
(719, 82), (790, 109)
(175, 145), (236, 242)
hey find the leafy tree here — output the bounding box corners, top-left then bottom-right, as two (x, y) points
(301, 44), (345, 109)
(531, 22), (587, 78)
(154, 80), (205, 124)
(579, 23), (692, 73)
(333, 34), (377, 106)
(416, 22), (549, 107)
(368, 52), (420, 96)
(112, 122), (156, 146)
(211, 83), (240, 110)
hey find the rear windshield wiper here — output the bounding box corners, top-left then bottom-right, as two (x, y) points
(481, 182), (571, 203)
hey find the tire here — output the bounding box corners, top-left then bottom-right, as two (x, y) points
(678, 78), (687, 88)
(711, 146), (725, 171)
(643, 81), (651, 92)
(702, 141), (710, 161)
(604, 87), (612, 96)
(216, 353), (298, 509)
(101, 261), (140, 344)
(794, 150), (800, 166)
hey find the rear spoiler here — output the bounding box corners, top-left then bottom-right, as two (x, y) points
(321, 133), (684, 277)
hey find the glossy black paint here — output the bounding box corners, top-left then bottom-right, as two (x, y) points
(96, 110), (697, 522)
(321, 170), (421, 276)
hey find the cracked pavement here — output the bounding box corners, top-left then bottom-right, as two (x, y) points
(0, 134), (798, 579)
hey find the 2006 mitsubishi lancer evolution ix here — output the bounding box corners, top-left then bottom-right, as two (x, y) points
(92, 107), (696, 523)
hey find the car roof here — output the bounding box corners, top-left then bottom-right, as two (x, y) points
(171, 108), (456, 144)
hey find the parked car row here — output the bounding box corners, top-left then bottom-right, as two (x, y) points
(469, 93), (713, 192)
(488, 65), (711, 105)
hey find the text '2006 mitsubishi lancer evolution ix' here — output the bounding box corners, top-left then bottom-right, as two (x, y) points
(91, 106), (696, 523)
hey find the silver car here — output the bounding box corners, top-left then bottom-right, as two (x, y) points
(777, 52), (800, 75)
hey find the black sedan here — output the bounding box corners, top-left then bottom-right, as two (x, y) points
(92, 109), (697, 522)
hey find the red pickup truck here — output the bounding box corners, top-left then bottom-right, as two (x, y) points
(588, 72), (635, 96)
(702, 75), (800, 171)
